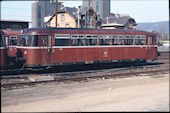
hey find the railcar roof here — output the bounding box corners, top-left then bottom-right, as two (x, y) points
(22, 28), (156, 36)
(2, 30), (20, 35)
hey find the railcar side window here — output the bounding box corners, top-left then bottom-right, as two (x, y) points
(85, 36), (97, 46)
(140, 36), (146, 45)
(131, 36), (135, 45)
(91, 36), (98, 45)
(119, 36), (125, 45)
(124, 36), (130, 45)
(135, 36), (146, 45)
(124, 36), (135, 45)
(100, 35), (111, 45)
(55, 39), (70, 46)
(55, 35), (70, 46)
(71, 39), (78, 46)
(71, 35), (85, 46)
(86, 36), (92, 46)
(10, 36), (18, 46)
(112, 36), (120, 45)
(71, 36), (78, 46)
(148, 36), (153, 45)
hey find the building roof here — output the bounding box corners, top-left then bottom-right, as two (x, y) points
(46, 7), (78, 23)
(0, 19), (31, 23)
(102, 23), (124, 27)
(102, 15), (137, 26)
(64, 7), (78, 20)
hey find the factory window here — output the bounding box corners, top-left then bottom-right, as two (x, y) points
(65, 24), (69, 27)
(61, 14), (64, 21)
(38, 6), (41, 27)
(96, 2), (99, 14)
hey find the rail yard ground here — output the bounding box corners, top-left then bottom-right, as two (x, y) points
(1, 72), (169, 112)
(1, 47), (170, 112)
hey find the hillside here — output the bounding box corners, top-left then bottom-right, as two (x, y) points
(136, 21), (169, 34)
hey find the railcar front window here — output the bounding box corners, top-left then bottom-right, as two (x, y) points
(21, 35), (38, 46)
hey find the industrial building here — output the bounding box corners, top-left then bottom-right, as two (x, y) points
(0, 20), (29, 30)
(32, 0), (62, 28)
(82, 0), (110, 19)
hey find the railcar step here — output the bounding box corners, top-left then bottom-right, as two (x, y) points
(28, 75), (54, 82)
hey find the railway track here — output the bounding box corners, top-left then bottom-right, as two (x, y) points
(0, 61), (165, 78)
(1, 61), (169, 90)
(1, 68), (169, 90)
(0, 59), (168, 76)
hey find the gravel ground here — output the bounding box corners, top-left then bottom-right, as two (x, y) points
(1, 72), (169, 112)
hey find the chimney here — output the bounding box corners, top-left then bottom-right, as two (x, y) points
(61, 5), (64, 9)
(115, 14), (119, 19)
(106, 17), (109, 24)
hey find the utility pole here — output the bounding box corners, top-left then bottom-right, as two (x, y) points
(78, 6), (80, 28)
(85, 7), (87, 28)
(89, 0), (90, 7)
(56, 0), (58, 28)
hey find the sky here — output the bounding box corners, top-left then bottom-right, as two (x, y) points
(1, 0), (169, 24)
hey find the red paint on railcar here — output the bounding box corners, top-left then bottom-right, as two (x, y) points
(51, 46), (156, 64)
(0, 48), (7, 67)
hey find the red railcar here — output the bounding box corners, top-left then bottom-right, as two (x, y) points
(0, 31), (7, 68)
(17, 28), (157, 68)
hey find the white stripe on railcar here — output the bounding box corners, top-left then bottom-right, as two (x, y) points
(16, 45), (157, 49)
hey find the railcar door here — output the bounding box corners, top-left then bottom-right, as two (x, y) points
(40, 35), (52, 66)
(147, 36), (154, 59)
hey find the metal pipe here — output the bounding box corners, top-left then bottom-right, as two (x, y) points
(56, 0), (58, 27)
(78, 6), (80, 28)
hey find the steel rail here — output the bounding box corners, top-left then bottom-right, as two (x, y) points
(1, 68), (169, 90)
